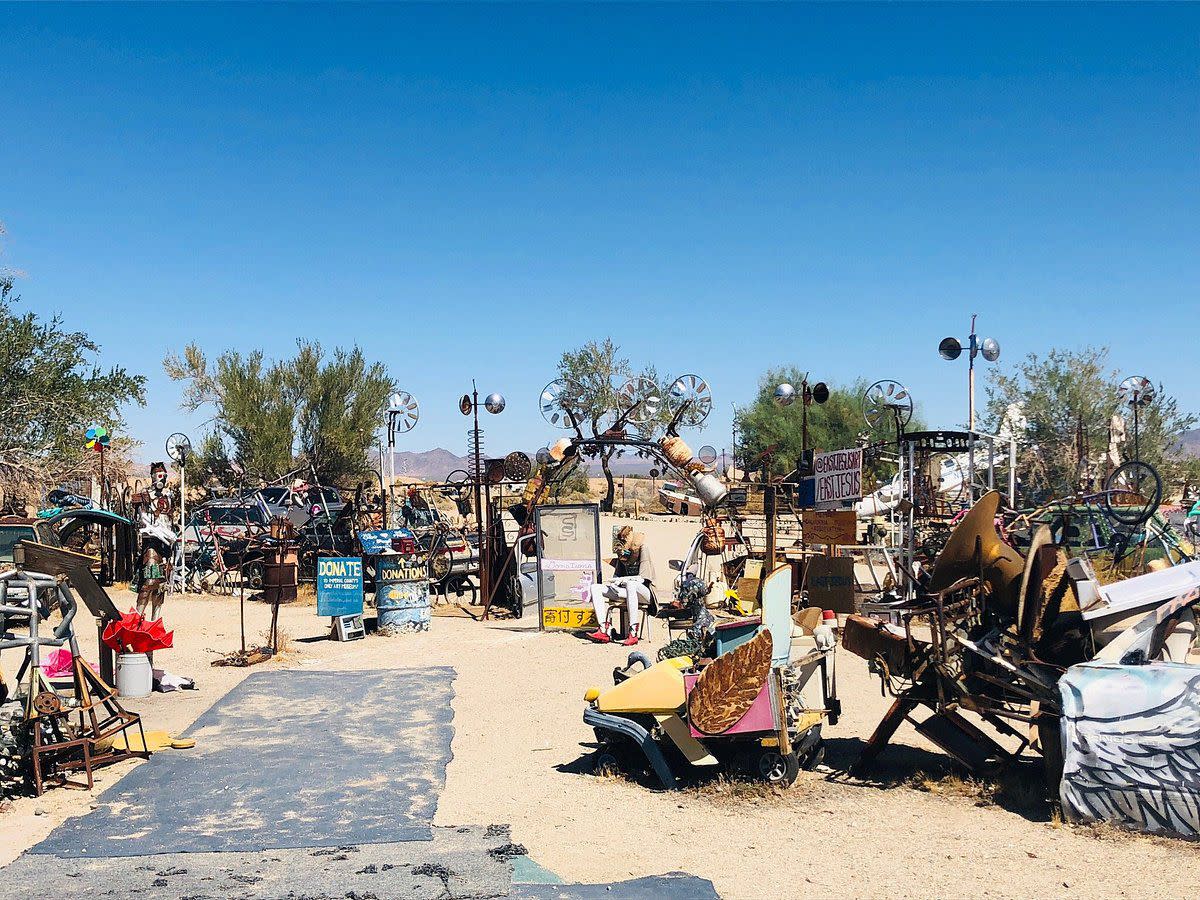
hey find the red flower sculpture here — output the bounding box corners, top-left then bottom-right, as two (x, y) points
(102, 610), (174, 654)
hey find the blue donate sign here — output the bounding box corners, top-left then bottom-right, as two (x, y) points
(316, 557), (364, 617)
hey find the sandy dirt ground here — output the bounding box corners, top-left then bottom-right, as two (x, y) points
(3, 514), (1200, 898)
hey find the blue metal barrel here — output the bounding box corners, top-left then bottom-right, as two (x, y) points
(375, 554), (431, 631)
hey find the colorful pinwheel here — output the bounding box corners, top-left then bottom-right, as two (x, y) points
(85, 424), (111, 452)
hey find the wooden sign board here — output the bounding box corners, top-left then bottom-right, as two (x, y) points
(814, 448), (863, 504)
(802, 509), (857, 547)
(806, 555), (856, 613)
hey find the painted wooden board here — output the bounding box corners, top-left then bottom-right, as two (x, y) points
(541, 604), (598, 630)
(761, 563), (793, 667)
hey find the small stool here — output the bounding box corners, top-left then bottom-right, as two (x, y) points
(605, 597), (652, 640)
(665, 616), (695, 641)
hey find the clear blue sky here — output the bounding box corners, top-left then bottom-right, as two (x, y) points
(2, 3), (1197, 463)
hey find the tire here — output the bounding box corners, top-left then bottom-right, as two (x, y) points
(506, 568), (523, 618)
(797, 736), (826, 771)
(242, 560), (264, 590)
(1104, 461), (1162, 526)
(1038, 716), (1064, 797)
(430, 545), (454, 583)
(754, 748), (800, 787)
(299, 550), (318, 581)
(593, 751), (622, 778)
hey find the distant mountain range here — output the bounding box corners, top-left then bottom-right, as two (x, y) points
(389, 448), (668, 480)
(1182, 429), (1200, 458)
(390, 448), (471, 480)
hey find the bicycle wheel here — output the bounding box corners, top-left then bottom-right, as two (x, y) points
(430, 543), (455, 583)
(1104, 461), (1162, 527)
(241, 559), (265, 590)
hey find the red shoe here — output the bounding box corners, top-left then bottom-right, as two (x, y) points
(621, 627), (640, 647)
(586, 629), (612, 643)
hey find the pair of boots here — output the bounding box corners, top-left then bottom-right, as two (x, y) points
(587, 623), (640, 646)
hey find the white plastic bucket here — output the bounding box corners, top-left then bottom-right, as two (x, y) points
(116, 652), (153, 698)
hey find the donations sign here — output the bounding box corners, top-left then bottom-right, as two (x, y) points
(814, 448), (863, 504)
(316, 556), (364, 617)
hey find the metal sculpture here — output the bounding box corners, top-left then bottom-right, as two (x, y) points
(165, 433), (191, 592)
(503, 451), (532, 482)
(940, 314), (1000, 430)
(862, 379), (913, 442)
(540, 379), (583, 430)
(388, 391), (420, 434)
(618, 376), (663, 427)
(667, 373), (713, 429)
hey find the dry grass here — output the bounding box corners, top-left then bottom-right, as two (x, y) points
(293, 582), (317, 607)
(685, 771), (820, 808)
(908, 771), (997, 805)
(1072, 819), (1200, 851)
(906, 768), (1049, 816)
(271, 626), (297, 657)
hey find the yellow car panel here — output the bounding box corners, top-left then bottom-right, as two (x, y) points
(595, 657), (693, 714)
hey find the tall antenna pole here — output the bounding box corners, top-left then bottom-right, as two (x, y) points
(968, 313), (978, 432)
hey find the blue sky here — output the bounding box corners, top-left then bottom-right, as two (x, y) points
(2, 3), (1197, 463)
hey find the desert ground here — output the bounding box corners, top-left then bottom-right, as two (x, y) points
(3, 514), (1199, 899)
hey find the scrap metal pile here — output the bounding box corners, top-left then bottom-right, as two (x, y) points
(0, 565), (147, 799)
(842, 489), (1200, 838)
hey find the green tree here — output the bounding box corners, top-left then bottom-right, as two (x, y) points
(290, 341), (393, 485)
(165, 341), (394, 487)
(190, 430), (233, 493)
(164, 345), (296, 481)
(735, 368), (918, 478)
(556, 338), (667, 511)
(984, 346), (1196, 500)
(0, 274), (145, 500)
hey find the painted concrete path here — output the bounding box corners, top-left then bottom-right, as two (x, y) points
(2, 667), (716, 899)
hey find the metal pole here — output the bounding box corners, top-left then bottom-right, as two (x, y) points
(1008, 437), (1017, 507)
(1132, 403), (1142, 460)
(764, 482), (777, 572)
(968, 313), (978, 432)
(968, 359), (976, 432)
(968, 437), (976, 506)
(99, 444), (107, 510)
(906, 439), (916, 600)
(238, 475), (246, 654)
(801, 379), (809, 455)
(377, 441), (388, 527)
(472, 386), (486, 604)
(386, 414), (397, 520)
(178, 462), (187, 590)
